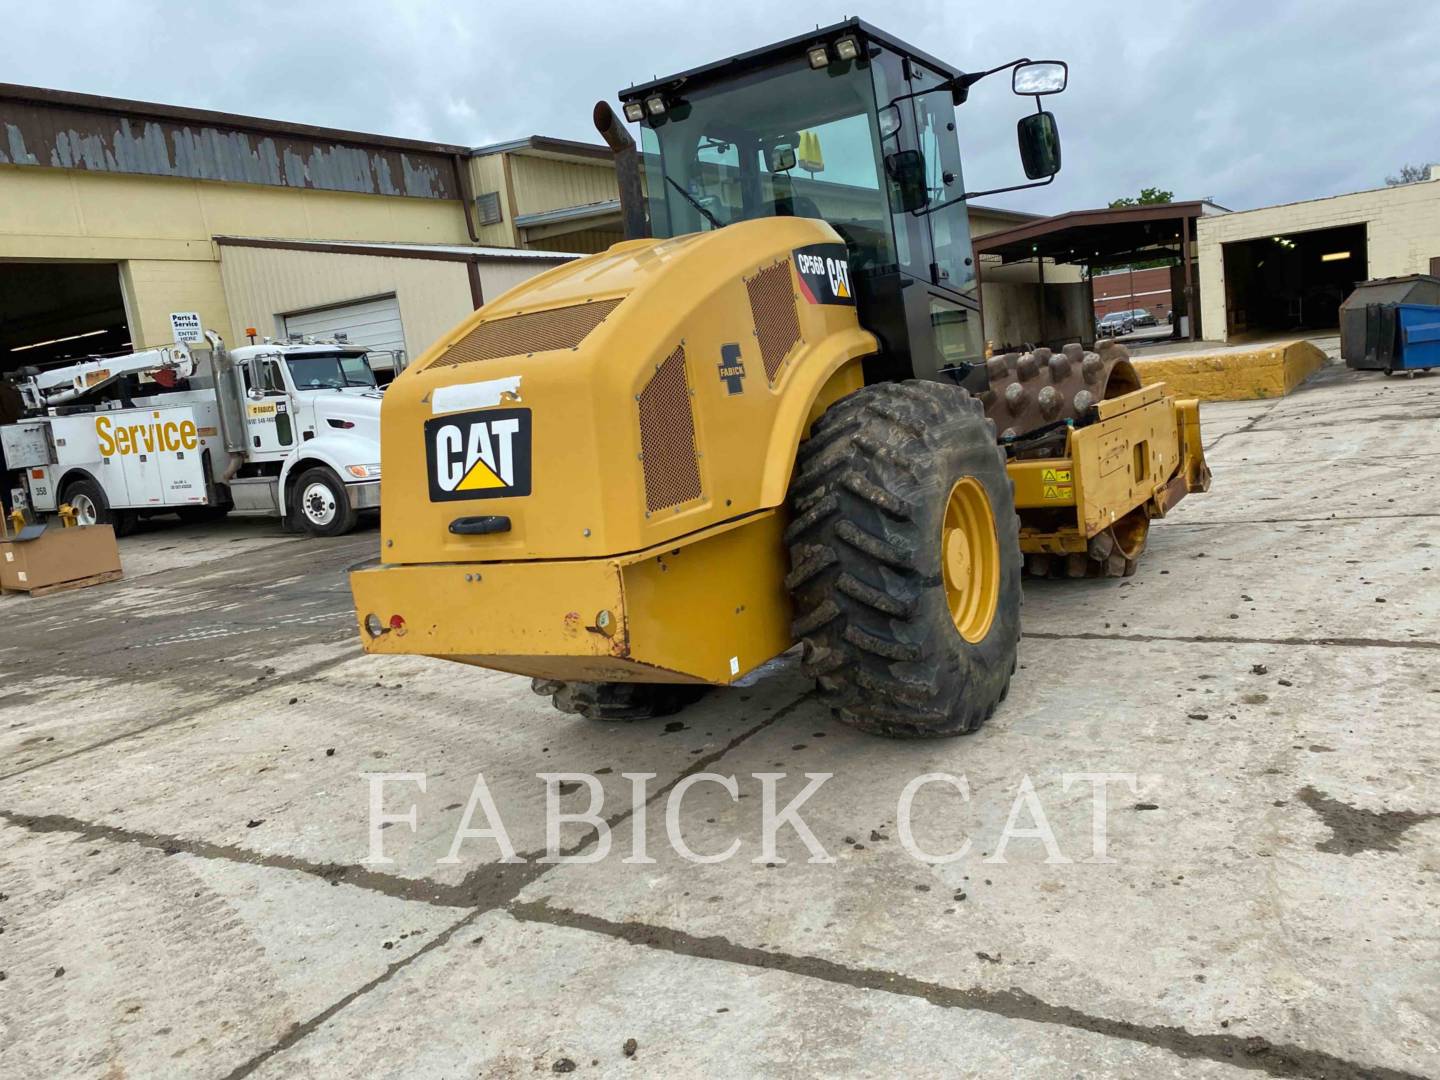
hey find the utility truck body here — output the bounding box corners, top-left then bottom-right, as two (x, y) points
(2, 334), (384, 536)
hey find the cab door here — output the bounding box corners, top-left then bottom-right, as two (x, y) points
(910, 61), (984, 370)
(243, 355), (297, 461)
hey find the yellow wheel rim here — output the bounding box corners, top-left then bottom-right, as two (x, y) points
(942, 478), (1000, 644)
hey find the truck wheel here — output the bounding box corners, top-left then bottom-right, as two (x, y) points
(531, 678), (710, 721)
(61, 475), (136, 537)
(292, 467), (359, 537)
(785, 381), (1022, 739)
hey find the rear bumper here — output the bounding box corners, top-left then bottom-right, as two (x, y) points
(349, 510), (792, 685)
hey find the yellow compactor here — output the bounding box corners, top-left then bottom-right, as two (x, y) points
(351, 19), (1209, 738)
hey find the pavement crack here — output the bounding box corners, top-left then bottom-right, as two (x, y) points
(1201, 395), (1291, 452)
(1155, 512), (1440, 526)
(1023, 630), (1440, 652)
(506, 900), (1425, 1080)
(156, 689), (814, 1074)
(0, 690), (813, 911)
(219, 906), (485, 1080)
(0, 653), (356, 784)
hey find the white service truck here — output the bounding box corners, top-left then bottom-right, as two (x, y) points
(1, 332), (385, 537)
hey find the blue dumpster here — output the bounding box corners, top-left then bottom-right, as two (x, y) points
(1395, 304), (1440, 371)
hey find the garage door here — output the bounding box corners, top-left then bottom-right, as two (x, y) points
(283, 295), (405, 372)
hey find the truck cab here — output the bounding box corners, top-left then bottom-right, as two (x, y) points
(220, 340), (385, 534)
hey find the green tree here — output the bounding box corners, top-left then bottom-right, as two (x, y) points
(1109, 186), (1175, 208)
(1104, 188), (1177, 274)
(1386, 163), (1434, 187)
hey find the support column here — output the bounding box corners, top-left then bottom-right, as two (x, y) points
(1182, 215), (1197, 342)
(1036, 255), (1047, 346)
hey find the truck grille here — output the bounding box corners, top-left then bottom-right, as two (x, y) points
(746, 260), (801, 381)
(638, 345), (702, 513)
(427, 298), (623, 369)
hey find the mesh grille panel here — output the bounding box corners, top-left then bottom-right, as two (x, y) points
(746, 260), (802, 380)
(638, 345), (702, 513)
(427, 298), (622, 369)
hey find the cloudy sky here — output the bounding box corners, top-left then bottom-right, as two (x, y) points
(6, 0), (1438, 214)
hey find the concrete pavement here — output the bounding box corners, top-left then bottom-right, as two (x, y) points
(1, 360), (1436, 1078)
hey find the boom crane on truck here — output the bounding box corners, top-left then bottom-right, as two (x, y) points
(350, 19), (1210, 738)
(2, 332), (387, 538)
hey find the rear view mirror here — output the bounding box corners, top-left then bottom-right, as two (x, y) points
(885, 149), (929, 212)
(769, 146), (797, 172)
(1013, 61), (1067, 95)
(1017, 111), (1062, 179)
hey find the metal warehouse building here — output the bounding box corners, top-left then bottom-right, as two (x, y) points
(1196, 167), (1440, 342)
(1, 81), (1066, 380)
(0, 84), (617, 379)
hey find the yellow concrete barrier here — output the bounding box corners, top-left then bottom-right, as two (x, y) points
(1131, 340), (1328, 401)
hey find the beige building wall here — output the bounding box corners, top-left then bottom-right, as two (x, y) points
(217, 245), (574, 360)
(0, 165), (473, 349)
(1196, 176), (1440, 341)
(477, 258), (570, 305)
(217, 246), (474, 357)
(508, 155), (618, 217)
(469, 153), (516, 248)
(467, 151), (622, 253)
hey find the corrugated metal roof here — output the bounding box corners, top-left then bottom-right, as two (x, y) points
(0, 84), (461, 199)
(470, 135), (612, 162)
(515, 199), (623, 228)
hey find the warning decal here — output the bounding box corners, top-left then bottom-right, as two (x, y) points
(1041, 465), (1073, 500)
(425, 407), (532, 502)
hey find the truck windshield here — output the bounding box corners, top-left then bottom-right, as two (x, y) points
(640, 60), (895, 270)
(286, 352), (376, 390)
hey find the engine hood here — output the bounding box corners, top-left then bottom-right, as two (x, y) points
(375, 216), (876, 568)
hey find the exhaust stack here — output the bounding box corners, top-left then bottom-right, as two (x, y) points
(593, 101), (649, 241)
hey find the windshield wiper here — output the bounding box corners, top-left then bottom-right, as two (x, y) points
(666, 176), (723, 230)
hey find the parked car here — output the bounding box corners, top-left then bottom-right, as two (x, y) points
(1129, 308), (1158, 327)
(1097, 312), (1135, 337)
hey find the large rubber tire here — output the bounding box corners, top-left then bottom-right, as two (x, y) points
(291, 466), (359, 537)
(61, 474), (136, 537)
(785, 380), (1023, 739)
(531, 678), (710, 721)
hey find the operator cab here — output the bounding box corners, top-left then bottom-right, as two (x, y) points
(618, 18), (1066, 387)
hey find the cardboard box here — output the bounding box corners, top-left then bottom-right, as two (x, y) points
(0, 524), (122, 596)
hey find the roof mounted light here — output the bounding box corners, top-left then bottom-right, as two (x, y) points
(807, 44), (830, 69)
(834, 35), (860, 61)
(623, 100), (645, 123)
(645, 95), (667, 117)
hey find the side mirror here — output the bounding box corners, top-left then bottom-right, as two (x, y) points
(1013, 61), (1067, 95)
(885, 149), (929, 212)
(1017, 111), (1062, 180)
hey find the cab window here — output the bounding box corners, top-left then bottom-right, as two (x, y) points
(911, 63), (975, 293)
